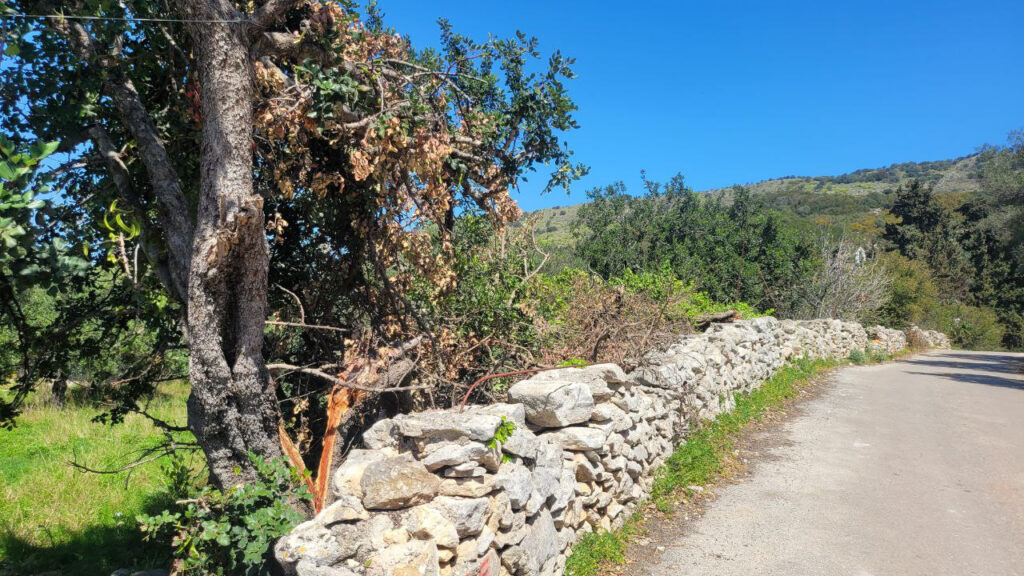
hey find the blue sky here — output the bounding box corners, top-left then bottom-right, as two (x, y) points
(379, 0), (1024, 211)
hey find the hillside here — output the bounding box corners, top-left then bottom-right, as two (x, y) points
(529, 153), (987, 246)
(703, 154), (984, 197)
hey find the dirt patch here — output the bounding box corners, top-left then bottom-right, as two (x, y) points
(611, 369), (839, 576)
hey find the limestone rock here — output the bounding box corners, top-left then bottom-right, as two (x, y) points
(542, 426), (609, 451)
(332, 449), (393, 498)
(362, 419), (400, 450)
(296, 560), (358, 576)
(506, 509), (559, 576)
(439, 476), (495, 498)
(361, 458), (439, 510)
(367, 539), (440, 576)
(526, 366), (618, 401)
(432, 496), (489, 537)
(319, 494), (369, 524)
(275, 521), (344, 573)
(420, 439), (488, 471)
(405, 505), (459, 549)
(493, 463), (532, 509)
(507, 379), (594, 428)
(393, 410), (504, 443)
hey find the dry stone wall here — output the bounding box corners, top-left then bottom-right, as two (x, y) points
(276, 318), (943, 576)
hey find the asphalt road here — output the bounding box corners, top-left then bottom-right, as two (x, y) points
(646, 350), (1024, 576)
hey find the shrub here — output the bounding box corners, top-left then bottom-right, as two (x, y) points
(138, 454), (310, 576)
(848, 349), (867, 365)
(935, 303), (1005, 350)
(875, 253), (940, 329)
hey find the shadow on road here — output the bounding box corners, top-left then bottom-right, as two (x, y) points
(906, 370), (1024, 391)
(902, 351), (1024, 391)
(902, 352), (1024, 378)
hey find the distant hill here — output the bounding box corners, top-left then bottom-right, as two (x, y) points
(703, 154), (984, 198)
(528, 153), (988, 248)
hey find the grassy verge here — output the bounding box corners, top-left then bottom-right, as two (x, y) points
(565, 353), (884, 576)
(0, 382), (195, 576)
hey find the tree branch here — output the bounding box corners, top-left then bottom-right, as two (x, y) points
(41, 10), (194, 301)
(267, 363), (429, 393)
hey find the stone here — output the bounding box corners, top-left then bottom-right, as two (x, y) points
(360, 458), (439, 510)
(420, 439), (489, 471)
(572, 454), (598, 482)
(362, 418), (400, 450)
(456, 526), (495, 562)
(469, 403), (528, 428)
(548, 464), (576, 515)
(590, 403), (631, 432)
(296, 560), (358, 576)
(383, 528), (411, 545)
(543, 426), (610, 451)
(524, 490), (545, 516)
(405, 505), (460, 549)
(443, 462), (487, 478)
(607, 502), (625, 518)
(501, 425), (540, 460)
(507, 379), (594, 428)
(333, 449), (393, 498)
(526, 366), (618, 401)
(439, 476), (495, 498)
(368, 539), (440, 576)
(394, 410), (505, 442)
(275, 521), (345, 572)
(319, 494), (369, 524)
(432, 496), (490, 537)
(518, 509), (560, 576)
(493, 463), (532, 509)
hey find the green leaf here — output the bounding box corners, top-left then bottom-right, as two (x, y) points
(0, 162), (14, 181)
(38, 141), (60, 158)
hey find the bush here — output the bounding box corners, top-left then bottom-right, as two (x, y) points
(875, 253), (940, 329)
(934, 303), (1005, 350)
(848, 349), (866, 365)
(138, 454), (310, 576)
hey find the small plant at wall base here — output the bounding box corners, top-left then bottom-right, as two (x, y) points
(138, 454), (310, 576)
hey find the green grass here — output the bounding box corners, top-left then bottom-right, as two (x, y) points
(565, 356), (841, 576)
(0, 382), (196, 576)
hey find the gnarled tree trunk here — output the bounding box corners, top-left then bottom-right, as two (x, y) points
(181, 0), (282, 488)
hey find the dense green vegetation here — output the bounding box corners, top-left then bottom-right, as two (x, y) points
(536, 133), (1024, 350)
(573, 177), (814, 316)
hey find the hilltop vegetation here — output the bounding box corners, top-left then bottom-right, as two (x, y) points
(531, 134), (1024, 350)
(533, 152), (992, 243)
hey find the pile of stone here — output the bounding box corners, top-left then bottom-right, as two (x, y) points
(865, 325), (908, 354)
(276, 318), (947, 576)
(905, 325), (952, 349)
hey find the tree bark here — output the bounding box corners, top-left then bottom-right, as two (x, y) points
(180, 0), (282, 488)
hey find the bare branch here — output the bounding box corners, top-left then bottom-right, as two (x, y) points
(275, 283), (306, 324)
(266, 320), (345, 333)
(266, 363), (429, 393)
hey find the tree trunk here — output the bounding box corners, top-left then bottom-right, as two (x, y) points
(180, 0), (282, 488)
